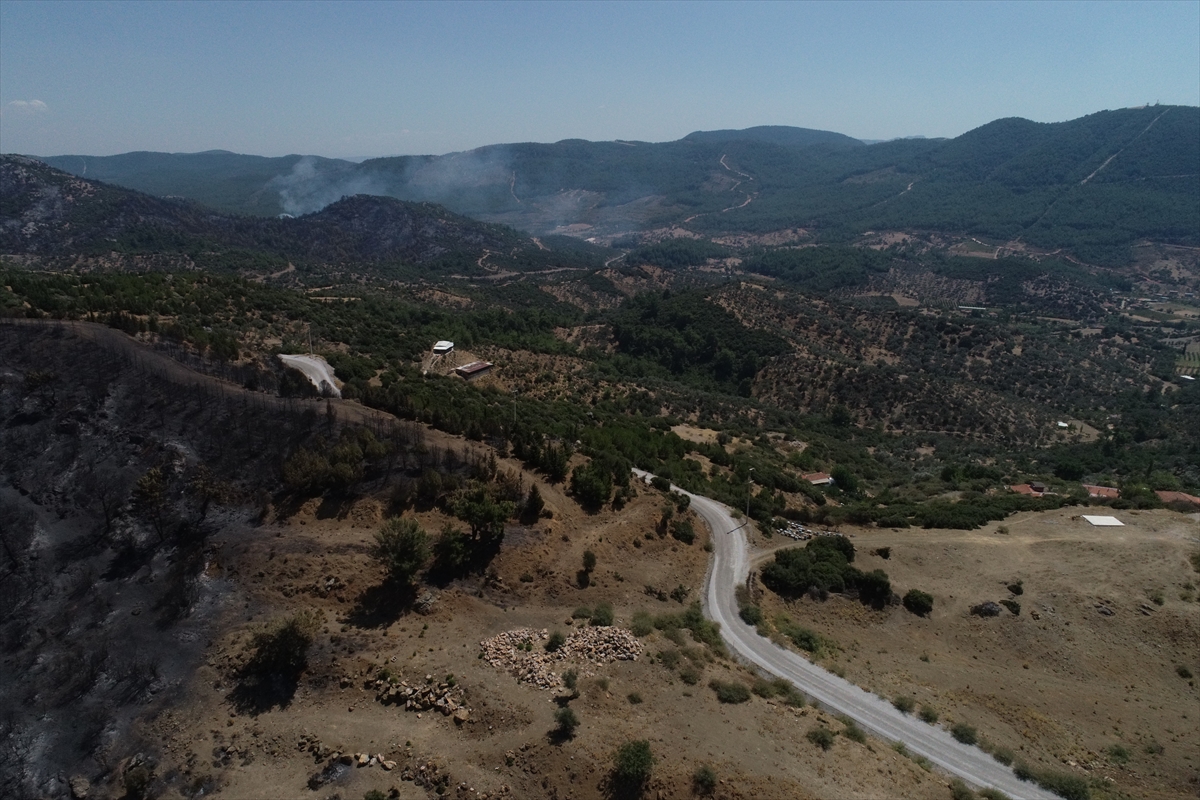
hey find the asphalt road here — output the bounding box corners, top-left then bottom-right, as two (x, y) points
(635, 470), (1059, 800)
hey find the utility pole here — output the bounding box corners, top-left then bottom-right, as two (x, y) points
(512, 389), (518, 427)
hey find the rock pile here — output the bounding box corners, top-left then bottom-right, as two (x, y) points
(480, 626), (642, 690)
(373, 675), (471, 723)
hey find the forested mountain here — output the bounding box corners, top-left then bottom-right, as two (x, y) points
(0, 156), (605, 278)
(29, 106), (1200, 263)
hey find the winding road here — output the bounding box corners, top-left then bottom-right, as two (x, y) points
(636, 470), (1058, 800)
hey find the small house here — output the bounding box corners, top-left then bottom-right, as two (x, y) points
(433, 340), (455, 355)
(1083, 484), (1118, 499)
(803, 472), (834, 486)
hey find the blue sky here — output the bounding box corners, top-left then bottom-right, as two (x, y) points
(2, 0), (1197, 158)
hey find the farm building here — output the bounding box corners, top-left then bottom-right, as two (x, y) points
(433, 340), (455, 355)
(1083, 484), (1119, 499)
(455, 360), (493, 381)
(802, 472), (834, 486)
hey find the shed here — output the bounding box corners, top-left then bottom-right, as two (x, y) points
(1082, 484), (1118, 499)
(803, 472), (834, 486)
(455, 360), (493, 380)
(433, 340), (455, 355)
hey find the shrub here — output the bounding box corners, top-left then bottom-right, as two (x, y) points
(1105, 744), (1130, 764)
(709, 680), (751, 704)
(679, 665), (701, 685)
(590, 603), (614, 626)
(658, 649), (681, 669)
(545, 631), (566, 652)
(840, 719), (867, 744)
(903, 589), (934, 616)
(992, 746), (1014, 766)
(978, 790), (1013, 800)
(951, 722), (977, 745)
(1176, 664), (1193, 679)
(1000, 599), (1021, 616)
(630, 610), (653, 637)
(627, 692), (643, 704)
(1007, 580), (1024, 595)
(370, 517), (430, 587)
(874, 546), (891, 559)
(806, 727), (835, 751)
(751, 678), (777, 698)
(562, 669), (578, 691)
(582, 550), (597, 572)
(739, 605), (764, 626)
(893, 695), (916, 714)
(1144, 741), (1164, 755)
(949, 779), (977, 800)
(572, 606), (592, 619)
(613, 740), (654, 786)
(1013, 761), (1035, 781)
(693, 764), (718, 795)
(1035, 771), (1090, 800)
(919, 705), (939, 724)
(364, 791), (387, 800)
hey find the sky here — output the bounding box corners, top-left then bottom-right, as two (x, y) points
(1, 0), (1198, 159)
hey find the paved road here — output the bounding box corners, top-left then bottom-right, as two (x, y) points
(635, 470), (1058, 800)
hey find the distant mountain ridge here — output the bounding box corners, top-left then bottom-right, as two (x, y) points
(682, 125), (863, 148)
(0, 155), (605, 279)
(27, 107), (1200, 263)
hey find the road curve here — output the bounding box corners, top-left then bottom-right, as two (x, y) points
(634, 470), (1058, 800)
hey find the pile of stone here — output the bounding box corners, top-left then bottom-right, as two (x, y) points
(372, 675), (471, 725)
(557, 624), (642, 664)
(479, 626), (642, 690)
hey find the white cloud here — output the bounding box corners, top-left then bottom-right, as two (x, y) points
(3, 99), (49, 117)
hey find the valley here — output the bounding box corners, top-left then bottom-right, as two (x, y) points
(1, 112), (1198, 800)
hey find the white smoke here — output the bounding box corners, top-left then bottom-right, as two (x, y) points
(270, 156), (391, 216)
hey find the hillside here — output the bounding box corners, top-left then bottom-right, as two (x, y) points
(30, 106), (1200, 263)
(0, 156), (606, 279)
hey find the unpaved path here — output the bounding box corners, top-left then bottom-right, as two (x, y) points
(635, 468), (1059, 800)
(684, 154), (759, 224)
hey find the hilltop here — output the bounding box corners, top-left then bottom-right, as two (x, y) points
(33, 106), (1200, 263)
(0, 155), (606, 280)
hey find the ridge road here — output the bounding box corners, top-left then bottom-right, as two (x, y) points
(634, 469), (1058, 800)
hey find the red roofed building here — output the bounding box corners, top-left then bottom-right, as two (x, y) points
(1083, 484), (1119, 499)
(1155, 490), (1200, 509)
(455, 360), (493, 381)
(803, 472), (834, 486)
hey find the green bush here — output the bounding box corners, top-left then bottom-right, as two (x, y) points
(1176, 664), (1193, 679)
(590, 602), (614, 626)
(370, 517), (430, 587)
(562, 669), (578, 691)
(545, 631), (566, 652)
(840, 720), (867, 744)
(627, 692), (643, 705)
(1007, 580), (1024, 595)
(992, 746), (1014, 766)
(363, 791), (387, 800)
(893, 695), (916, 714)
(951, 722), (977, 745)
(1105, 744), (1130, 764)
(658, 649), (681, 669)
(679, 665), (701, 685)
(572, 606), (592, 619)
(630, 610), (654, 637)
(739, 604), (764, 626)
(903, 589), (934, 616)
(919, 705), (939, 724)
(613, 740), (654, 786)
(1000, 599), (1021, 616)
(949, 779), (977, 800)
(709, 680), (751, 704)
(693, 764), (718, 795)
(978, 790), (1013, 800)
(806, 727), (835, 751)
(555, 706), (579, 737)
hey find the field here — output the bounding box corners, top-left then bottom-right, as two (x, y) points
(750, 509), (1200, 800)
